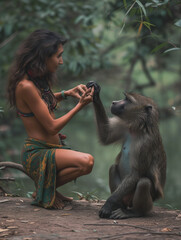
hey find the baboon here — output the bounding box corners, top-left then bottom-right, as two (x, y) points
(87, 81), (166, 219)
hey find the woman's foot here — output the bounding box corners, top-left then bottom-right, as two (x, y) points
(32, 190), (72, 209)
(32, 191), (36, 199)
(53, 197), (65, 209)
(56, 191), (73, 202)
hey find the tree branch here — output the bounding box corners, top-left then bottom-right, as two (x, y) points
(134, 55), (155, 91)
(100, 36), (135, 58)
(124, 54), (139, 91)
(0, 32), (17, 49)
(0, 162), (28, 176)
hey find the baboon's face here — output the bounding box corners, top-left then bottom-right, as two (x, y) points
(111, 92), (158, 122)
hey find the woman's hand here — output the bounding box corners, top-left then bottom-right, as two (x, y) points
(78, 87), (94, 108)
(65, 84), (88, 99)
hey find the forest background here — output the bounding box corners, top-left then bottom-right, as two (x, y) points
(0, 0), (181, 209)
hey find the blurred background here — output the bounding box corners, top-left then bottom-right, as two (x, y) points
(0, 0), (181, 209)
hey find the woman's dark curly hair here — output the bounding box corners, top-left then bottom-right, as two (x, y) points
(7, 29), (67, 107)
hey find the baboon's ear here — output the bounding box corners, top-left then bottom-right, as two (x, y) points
(145, 105), (152, 112)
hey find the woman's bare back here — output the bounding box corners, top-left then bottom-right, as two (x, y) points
(15, 78), (60, 144)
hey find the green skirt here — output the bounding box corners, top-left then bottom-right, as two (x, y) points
(22, 138), (68, 209)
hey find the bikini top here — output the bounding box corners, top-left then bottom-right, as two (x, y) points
(17, 72), (57, 117)
(17, 109), (35, 117)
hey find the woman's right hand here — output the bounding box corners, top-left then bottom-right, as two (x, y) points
(65, 84), (87, 99)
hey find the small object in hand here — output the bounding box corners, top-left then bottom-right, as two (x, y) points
(86, 81), (101, 102)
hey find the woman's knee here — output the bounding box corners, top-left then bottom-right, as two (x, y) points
(80, 154), (94, 175)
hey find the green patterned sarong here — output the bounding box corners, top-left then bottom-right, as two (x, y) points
(22, 138), (65, 209)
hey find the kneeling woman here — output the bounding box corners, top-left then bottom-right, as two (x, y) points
(7, 29), (94, 209)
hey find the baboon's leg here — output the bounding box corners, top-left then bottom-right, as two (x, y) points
(133, 177), (153, 214)
(110, 177), (153, 219)
(99, 173), (139, 218)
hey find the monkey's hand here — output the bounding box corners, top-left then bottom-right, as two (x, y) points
(110, 208), (141, 219)
(86, 81), (101, 103)
(99, 202), (112, 218)
(110, 208), (130, 219)
(99, 199), (120, 219)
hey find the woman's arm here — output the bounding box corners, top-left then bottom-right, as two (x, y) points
(21, 82), (94, 135)
(54, 84), (88, 102)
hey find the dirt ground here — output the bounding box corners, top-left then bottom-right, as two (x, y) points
(0, 196), (181, 240)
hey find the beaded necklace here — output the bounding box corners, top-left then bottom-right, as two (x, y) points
(27, 70), (57, 112)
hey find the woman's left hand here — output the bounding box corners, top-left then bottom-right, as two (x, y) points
(65, 84), (88, 99)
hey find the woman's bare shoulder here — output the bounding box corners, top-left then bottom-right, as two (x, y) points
(16, 79), (40, 103)
(16, 78), (37, 94)
(16, 78), (36, 92)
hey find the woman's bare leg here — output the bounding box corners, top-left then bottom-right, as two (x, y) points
(32, 149), (94, 209)
(56, 191), (73, 202)
(54, 149), (94, 206)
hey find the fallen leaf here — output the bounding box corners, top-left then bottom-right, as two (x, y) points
(64, 206), (73, 211)
(0, 229), (9, 233)
(6, 219), (14, 223)
(0, 233), (9, 237)
(161, 228), (172, 232)
(0, 199), (10, 203)
(33, 209), (40, 212)
(61, 213), (71, 216)
(7, 226), (18, 229)
(176, 214), (181, 220)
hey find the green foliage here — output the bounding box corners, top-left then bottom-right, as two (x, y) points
(164, 47), (181, 53)
(151, 42), (169, 53)
(72, 191), (100, 202)
(136, 0), (147, 17)
(105, 0), (181, 54)
(0, 0), (104, 78)
(0, 107), (4, 114)
(174, 19), (181, 27)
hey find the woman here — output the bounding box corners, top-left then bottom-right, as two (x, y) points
(7, 29), (94, 209)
